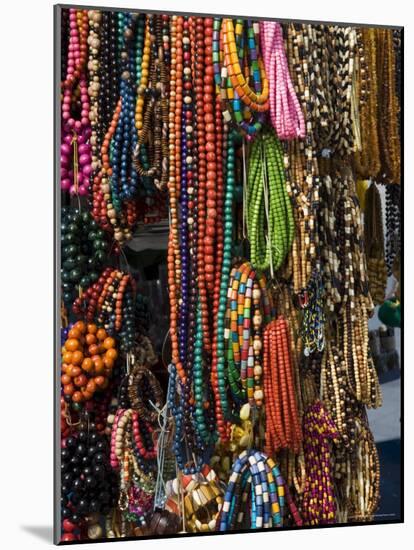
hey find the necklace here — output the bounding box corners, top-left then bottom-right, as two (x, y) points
(301, 400), (338, 525)
(364, 182), (387, 305)
(213, 19), (268, 137)
(263, 317), (302, 454)
(61, 9), (92, 196)
(259, 21), (305, 140)
(247, 129), (294, 273)
(219, 450), (302, 530)
(133, 15), (170, 191)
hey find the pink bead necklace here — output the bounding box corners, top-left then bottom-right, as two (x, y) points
(61, 9), (92, 196)
(260, 21), (305, 140)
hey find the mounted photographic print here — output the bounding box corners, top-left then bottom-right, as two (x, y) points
(54, 3), (403, 544)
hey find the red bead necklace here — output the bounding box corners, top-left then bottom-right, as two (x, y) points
(263, 317), (302, 454)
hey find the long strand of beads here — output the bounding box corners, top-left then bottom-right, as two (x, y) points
(87, 10), (102, 182)
(301, 400), (338, 525)
(346, 419), (380, 522)
(61, 9), (92, 196)
(259, 21), (305, 140)
(213, 130), (236, 437)
(364, 182), (387, 305)
(247, 129), (294, 272)
(167, 16), (185, 382)
(263, 317), (302, 454)
(223, 261), (271, 409)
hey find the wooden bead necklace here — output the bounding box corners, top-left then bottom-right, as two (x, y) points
(385, 183), (401, 276)
(127, 363), (164, 424)
(377, 28), (401, 184)
(317, 171), (370, 312)
(345, 419), (380, 522)
(133, 15), (170, 191)
(320, 341), (359, 448)
(354, 28), (381, 178)
(364, 182), (387, 305)
(61, 9), (92, 197)
(337, 297), (382, 409)
(72, 268), (136, 352)
(327, 26), (357, 157)
(284, 141), (319, 297)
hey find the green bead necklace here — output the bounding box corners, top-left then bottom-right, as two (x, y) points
(247, 129), (294, 273)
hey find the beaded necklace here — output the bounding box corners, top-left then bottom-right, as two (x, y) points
(110, 408), (157, 532)
(61, 9), (92, 197)
(97, 12), (119, 148)
(377, 28), (401, 184)
(320, 341), (359, 448)
(317, 171), (370, 312)
(327, 26), (357, 157)
(247, 129), (294, 273)
(385, 184), (401, 275)
(110, 13), (139, 205)
(364, 182), (387, 305)
(72, 268), (137, 352)
(213, 19), (268, 137)
(301, 400), (338, 525)
(284, 140), (319, 297)
(166, 15), (184, 381)
(284, 25), (320, 296)
(337, 297), (382, 409)
(87, 10), (102, 182)
(223, 261), (272, 409)
(212, 130), (236, 437)
(345, 419), (380, 522)
(61, 208), (109, 305)
(263, 317), (302, 454)
(61, 419), (117, 542)
(259, 21), (305, 140)
(61, 320), (118, 405)
(354, 28), (381, 179)
(133, 15), (170, 191)
(219, 450), (302, 530)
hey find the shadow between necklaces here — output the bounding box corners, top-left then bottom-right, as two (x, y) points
(21, 525), (53, 543)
